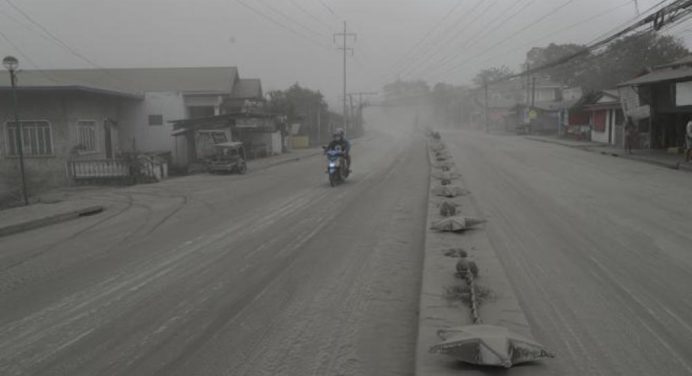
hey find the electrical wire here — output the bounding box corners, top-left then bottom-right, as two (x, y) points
(394, 0), (493, 80)
(418, 0), (536, 79)
(424, 0), (580, 81)
(235, 0), (333, 51)
(255, 0), (329, 40)
(317, 0), (339, 20)
(386, 0), (466, 75)
(289, 0), (335, 33)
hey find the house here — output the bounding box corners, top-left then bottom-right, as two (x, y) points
(510, 84), (584, 135)
(618, 55), (692, 150)
(0, 85), (140, 202)
(0, 66), (264, 201)
(170, 111), (282, 172)
(582, 90), (624, 146)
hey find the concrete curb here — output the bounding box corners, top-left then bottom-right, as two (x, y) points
(525, 136), (692, 173)
(415, 138), (535, 375)
(0, 205), (104, 238)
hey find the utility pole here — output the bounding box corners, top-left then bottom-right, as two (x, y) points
(530, 77), (536, 135)
(317, 102), (321, 144)
(483, 79), (489, 133)
(334, 21), (356, 132)
(3, 56), (28, 205)
(346, 92), (377, 136)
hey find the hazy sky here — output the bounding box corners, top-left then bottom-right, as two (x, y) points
(0, 0), (689, 106)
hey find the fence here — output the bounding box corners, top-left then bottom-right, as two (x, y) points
(66, 156), (168, 184)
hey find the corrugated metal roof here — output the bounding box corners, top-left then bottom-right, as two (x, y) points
(618, 66), (692, 86)
(231, 78), (262, 99)
(0, 66), (238, 96)
(653, 55), (692, 69)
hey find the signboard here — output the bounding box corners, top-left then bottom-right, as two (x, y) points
(236, 118), (259, 128)
(676, 81), (692, 106)
(628, 105), (651, 120)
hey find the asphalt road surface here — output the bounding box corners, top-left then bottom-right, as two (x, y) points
(0, 129), (429, 376)
(445, 130), (692, 376)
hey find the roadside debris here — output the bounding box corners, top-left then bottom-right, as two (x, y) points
(432, 170), (461, 180)
(438, 201), (458, 216)
(442, 247), (468, 258)
(432, 186), (468, 198)
(430, 325), (555, 368)
(430, 216), (486, 232)
(456, 258), (479, 279)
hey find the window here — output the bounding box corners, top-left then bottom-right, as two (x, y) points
(6, 121), (53, 156)
(76, 120), (97, 152)
(148, 114), (164, 126)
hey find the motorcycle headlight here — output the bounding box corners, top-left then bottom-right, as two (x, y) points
(329, 162), (336, 167)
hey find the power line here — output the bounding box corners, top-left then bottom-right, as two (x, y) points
(289, 0), (335, 32)
(396, 0), (491, 79)
(255, 0), (329, 39)
(4, 0), (106, 70)
(426, 0), (578, 81)
(416, 0), (536, 79)
(463, 0), (634, 79)
(393, 0), (490, 80)
(317, 0), (339, 20)
(0, 29), (64, 85)
(386, 0), (466, 75)
(490, 0), (692, 85)
(235, 0), (332, 51)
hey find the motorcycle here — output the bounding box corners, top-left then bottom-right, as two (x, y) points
(323, 146), (349, 187)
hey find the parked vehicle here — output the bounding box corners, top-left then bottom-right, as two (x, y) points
(323, 145), (349, 187)
(207, 142), (247, 174)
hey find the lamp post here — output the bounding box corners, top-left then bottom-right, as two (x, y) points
(3, 56), (28, 205)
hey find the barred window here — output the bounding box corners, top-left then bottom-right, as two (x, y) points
(6, 121), (53, 156)
(76, 120), (97, 152)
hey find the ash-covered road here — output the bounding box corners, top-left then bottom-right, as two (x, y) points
(0, 128), (429, 376)
(445, 130), (692, 376)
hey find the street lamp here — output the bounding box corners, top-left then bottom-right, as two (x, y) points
(3, 56), (28, 205)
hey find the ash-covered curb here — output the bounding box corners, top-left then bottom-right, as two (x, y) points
(415, 131), (540, 374)
(0, 205), (104, 238)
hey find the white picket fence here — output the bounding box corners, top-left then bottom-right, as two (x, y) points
(66, 156), (168, 183)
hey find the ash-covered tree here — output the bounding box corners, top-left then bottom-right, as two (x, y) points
(382, 79), (431, 106)
(472, 66), (514, 86)
(524, 33), (689, 91)
(525, 43), (592, 87)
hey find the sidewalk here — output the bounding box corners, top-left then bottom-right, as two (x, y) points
(0, 148), (323, 238)
(526, 135), (692, 172)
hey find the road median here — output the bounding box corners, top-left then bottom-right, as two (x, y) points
(416, 132), (545, 374)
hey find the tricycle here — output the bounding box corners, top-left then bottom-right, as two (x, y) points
(207, 142), (247, 174)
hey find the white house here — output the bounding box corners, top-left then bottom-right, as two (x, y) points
(584, 90), (624, 145)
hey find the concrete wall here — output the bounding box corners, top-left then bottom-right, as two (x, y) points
(0, 91), (126, 201)
(591, 109), (621, 145)
(119, 92), (226, 155)
(119, 91), (185, 154)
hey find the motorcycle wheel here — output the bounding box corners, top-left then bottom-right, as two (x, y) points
(329, 172), (337, 187)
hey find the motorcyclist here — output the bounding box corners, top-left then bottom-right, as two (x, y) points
(325, 128), (351, 171)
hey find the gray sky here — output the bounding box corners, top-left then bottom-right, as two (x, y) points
(0, 0), (689, 106)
